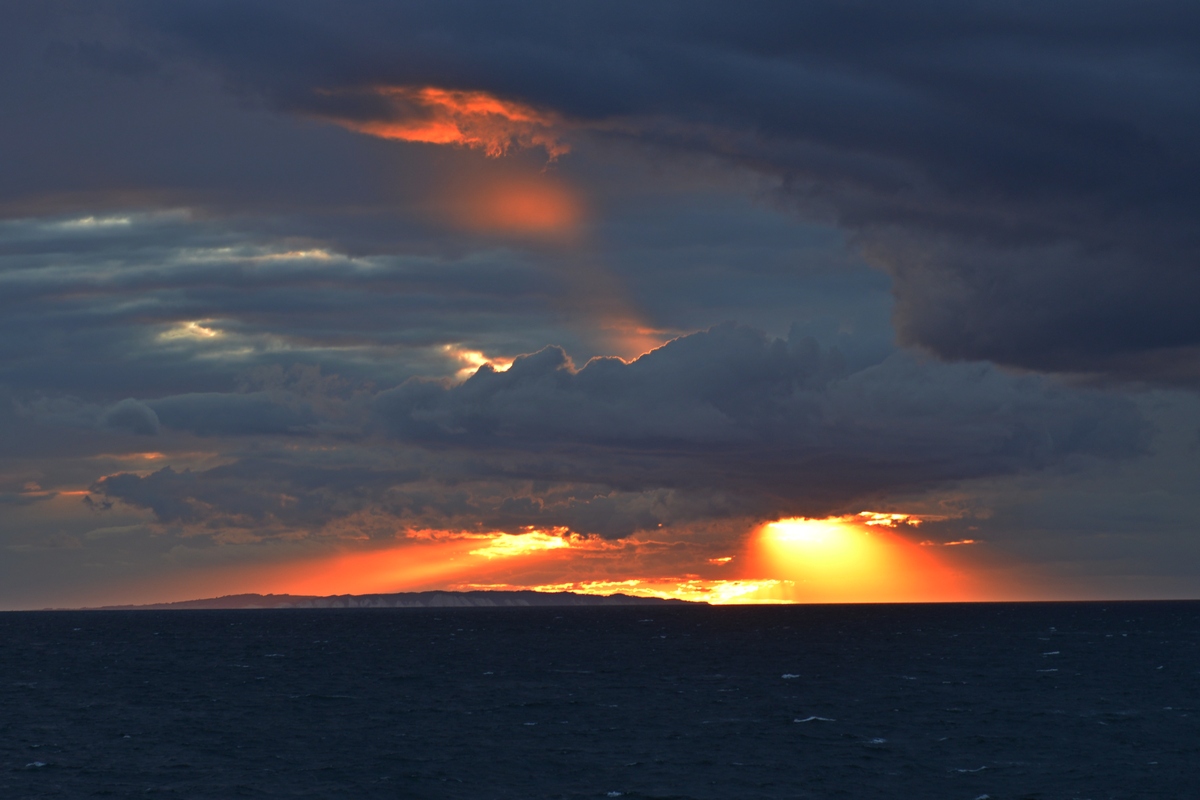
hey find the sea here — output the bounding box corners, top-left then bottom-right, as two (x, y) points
(1, 602), (1197, 799)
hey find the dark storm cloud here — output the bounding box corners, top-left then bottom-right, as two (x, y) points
(380, 323), (1141, 456)
(95, 324), (1146, 539)
(94, 0), (1200, 384)
(367, 324), (1147, 531)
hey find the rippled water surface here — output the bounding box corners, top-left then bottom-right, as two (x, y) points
(2, 602), (1198, 798)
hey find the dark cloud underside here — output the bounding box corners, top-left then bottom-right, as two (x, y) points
(97, 324), (1146, 539)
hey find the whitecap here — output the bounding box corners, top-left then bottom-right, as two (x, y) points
(781, 673), (800, 679)
(25, 761), (46, 769)
(794, 716), (835, 722)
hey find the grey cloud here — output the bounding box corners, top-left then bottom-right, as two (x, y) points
(39, 389), (311, 439)
(99, 398), (160, 436)
(381, 324), (839, 446)
(147, 392), (313, 436)
(98, 324), (1148, 540)
(94, 454), (753, 540)
(374, 323), (1148, 527)
(96, 457), (422, 528)
(0, 493), (56, 508)
(480, 487), (749, 541)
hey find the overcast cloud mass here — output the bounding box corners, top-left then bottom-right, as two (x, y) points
(1, 1), (1198, 608)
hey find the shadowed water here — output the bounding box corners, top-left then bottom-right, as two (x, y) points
(1, 602), (1197, 798)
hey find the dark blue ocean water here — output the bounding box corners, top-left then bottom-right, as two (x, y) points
(2, 602), (1198, 799)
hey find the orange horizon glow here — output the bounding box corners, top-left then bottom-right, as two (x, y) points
(97, 511), (1005, 608)
(132, 528), (618, 602)
(329, 85), (569, 159)
(454, 578), (796, 605)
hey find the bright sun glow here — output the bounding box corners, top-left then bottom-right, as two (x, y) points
(442, 343), (514, 381)
(465, 578), (795, 605)
(754, 516), (971, 603)
(159, 320), (221, 340)
(469, 530), (570, 559)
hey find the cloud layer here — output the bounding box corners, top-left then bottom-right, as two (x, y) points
(93, 325), (1146, 539)
(92, 0), (1199, 383)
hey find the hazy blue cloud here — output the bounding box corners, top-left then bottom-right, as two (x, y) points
(99, 398), (161, 436)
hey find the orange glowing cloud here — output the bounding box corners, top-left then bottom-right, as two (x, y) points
(329, 85), (569, 159)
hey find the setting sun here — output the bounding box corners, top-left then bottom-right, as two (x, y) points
(754, 515), (973, 603)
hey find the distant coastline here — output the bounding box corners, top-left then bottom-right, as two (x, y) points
(92, 589), (697, 610)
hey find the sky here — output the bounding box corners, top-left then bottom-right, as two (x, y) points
(2, 1), (1200, 609)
